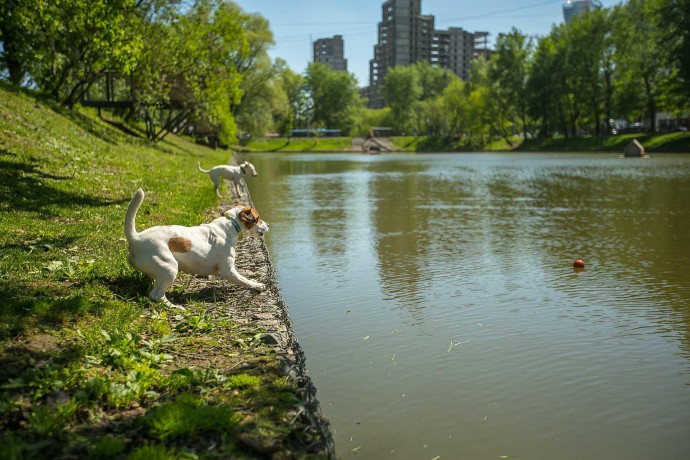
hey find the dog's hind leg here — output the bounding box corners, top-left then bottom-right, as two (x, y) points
(147, 257), (185, 310)
(210, 173), (223, 198)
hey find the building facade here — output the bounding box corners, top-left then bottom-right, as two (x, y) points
(563, 0), (602, 23)
(313, 35), (347, 72)
(367, 0), (490, 108)
(368, 0), (434, 107)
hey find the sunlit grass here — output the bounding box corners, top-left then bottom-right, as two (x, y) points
(238, 136), (353, 152)
(0, 84), (316, 458)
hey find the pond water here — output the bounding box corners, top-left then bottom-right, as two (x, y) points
(244, 152), (690, 459)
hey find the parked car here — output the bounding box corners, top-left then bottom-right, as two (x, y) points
(674, 126), (688, 132)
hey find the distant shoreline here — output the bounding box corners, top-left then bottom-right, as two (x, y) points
(234, 133), (690, 154)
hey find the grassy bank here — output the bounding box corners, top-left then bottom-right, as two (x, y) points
(0, 84), (327, 458)
(236, 132), (690, 154)
(236, 136), (354, 152)
(516, 131), (690, 153)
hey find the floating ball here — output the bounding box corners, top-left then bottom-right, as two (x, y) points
(573, 259), (586, 269)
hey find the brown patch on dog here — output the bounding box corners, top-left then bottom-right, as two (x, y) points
(168, 236), (193, 253)
(239, 207), (260, 230)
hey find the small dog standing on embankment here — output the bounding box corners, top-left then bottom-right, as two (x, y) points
(197, 161), (258, 198)
(124, 188), (269, 309)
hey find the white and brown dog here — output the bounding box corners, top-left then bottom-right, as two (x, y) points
(124, 188), (269, 309)
(197, 161), (258, 198)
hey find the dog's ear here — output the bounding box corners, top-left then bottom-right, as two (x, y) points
(238, 207), (260, 229)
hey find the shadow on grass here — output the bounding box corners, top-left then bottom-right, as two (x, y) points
(0, 332), (84, 383)
(0, 153), (128, 214)
(3, 234), (79, 253)
(96, 272), (151, 301)
(0, 278), (105, 340)
(63, 110), (127, 145)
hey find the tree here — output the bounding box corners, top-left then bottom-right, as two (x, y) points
(305, 62), (361, 134)
(657, 0), (690, 108)
(488, 28), (533, 139)
(611, 0), (666, 132)
(561, 10), (611, 135)
(24, 0), (143, 107)
(414, 61), (454, 101)
(441, 78), (467, 136)
(228, 4), (283, 138)
(274, 64), (306, 140)
(0, 0), (35, 85)
(133, 0), (247, 143)
(381, 65), (421, 135)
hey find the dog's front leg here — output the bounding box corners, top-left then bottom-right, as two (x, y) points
(233, 180), (242, 197)
(219, 257), (265, 291)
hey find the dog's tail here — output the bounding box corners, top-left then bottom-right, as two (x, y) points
(124, 188), (145, 243)
(197, 162), (210, 173)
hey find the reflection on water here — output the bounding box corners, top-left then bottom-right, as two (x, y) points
(246, 153), (690, 459)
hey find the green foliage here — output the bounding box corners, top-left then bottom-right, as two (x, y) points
(1, 0), (144, 106)
(127, 445), (181, 460)
(658, 0), (690, 101)
(89, 435), (127, 458)
(305, 62), (362, 134)
(382, 65), (422, 134)
(488, 28), (533, 141)
(144, 394), (241, 441)
(226, 373), (261, 390)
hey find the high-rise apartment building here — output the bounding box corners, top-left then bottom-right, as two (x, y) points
(313, 35), (347, 72)
(563, 0), (602, 23)
(432, 27), (479, 81)
(366, 0), (490, 108)
(368, 0), (434, 108)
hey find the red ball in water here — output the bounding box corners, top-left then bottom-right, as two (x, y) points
(573, 259), (586, 269)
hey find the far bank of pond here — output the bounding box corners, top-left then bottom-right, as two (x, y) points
(235, 132), (690, 154)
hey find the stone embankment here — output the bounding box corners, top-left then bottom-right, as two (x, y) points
(210, 172), (336, 458)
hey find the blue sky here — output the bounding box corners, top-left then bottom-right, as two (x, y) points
(231, 0), (621, 86)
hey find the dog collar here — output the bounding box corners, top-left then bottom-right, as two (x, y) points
(228, 216), (243, 236)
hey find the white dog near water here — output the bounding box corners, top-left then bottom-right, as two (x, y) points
(197, 161), (258, 198)
(124, 188), (269, 309)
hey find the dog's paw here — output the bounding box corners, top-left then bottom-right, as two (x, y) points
(250, 282), (266, 292)
(159, 296), (186, 311)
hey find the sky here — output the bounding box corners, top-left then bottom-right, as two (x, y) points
(231, 0), (621, 86)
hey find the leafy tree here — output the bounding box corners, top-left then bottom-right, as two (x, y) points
(441, 78), (467, 136)
(274, 64), (306, 139)
(133, 0), (247, 143)
(25, 0), (143, 107)
(526, 34), (560, 137)
(353, 107), (392, 138)
(611, 0), (666, 132)
(561, 10), (611, 135)
(305, 62), (361, 134)
(488, 28), (533, 139)
(0, 0), (35, 85)
(414, 61), (454, 101)
(228, 4), (284, 138)
(656, 0), (690, 109)
(381, 65), (421, 135)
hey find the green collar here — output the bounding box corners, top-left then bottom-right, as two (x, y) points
(228, 216), (243, 236)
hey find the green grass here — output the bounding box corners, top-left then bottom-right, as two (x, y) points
(237, 136), (354, 152)
(0, 83), (323, 459)
(235, 132), (690, 154)
(517, 132), (690, 153)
